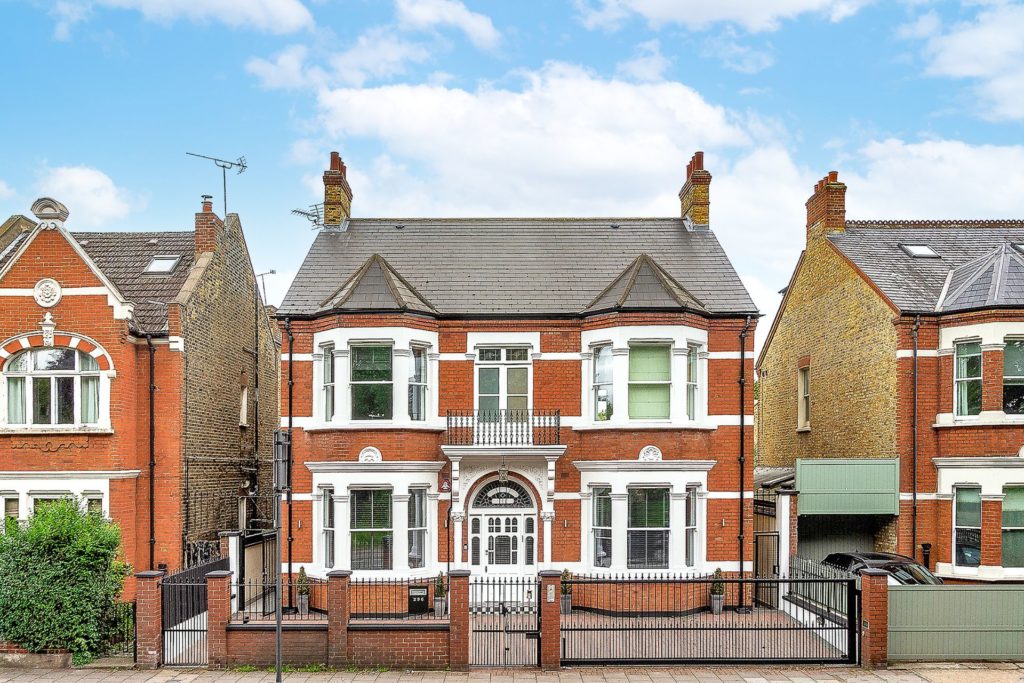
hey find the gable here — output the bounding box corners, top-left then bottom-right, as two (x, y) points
(0, 228), (105, 289)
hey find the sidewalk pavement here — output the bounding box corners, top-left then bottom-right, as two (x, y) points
(1, 664), (1023, 683)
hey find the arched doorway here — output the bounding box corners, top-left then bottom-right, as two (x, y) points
(468, 478), (537, 574)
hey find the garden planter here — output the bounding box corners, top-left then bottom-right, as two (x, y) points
(561, 595), (572, 615)
(710, 593), (724, 615)
(434, 596), (447, 616)
(298, 594), (309, 616)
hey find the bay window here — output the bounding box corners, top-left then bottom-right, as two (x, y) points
(593, 345), (613, 421)
(321, 486), (335, 569)
(1003, 486), (1024, 568)
(593, 487), (612, 567)
(686, 344), (699, 420)
(627, 487), (669, 569)
(409, 347), (427, 421)
(4, 348), (100, 426)
(1003, 339), (1024, 414)
(351, 489), (392, 570)
(408, 489), (427, 569)
(955, 342), (982, 417)
(684, 486), (698, 567)
(954, 486), (981, 567)
(86, 497), (103, 515)
(628, 345), (671, 420)
(3, 497), (17, 531)
(351, 346), (393, 420)
(322, 343), (335, 421)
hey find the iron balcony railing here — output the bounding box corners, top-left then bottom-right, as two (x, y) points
(446, 409), (561, 446)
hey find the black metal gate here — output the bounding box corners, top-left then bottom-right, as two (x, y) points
(560, 574), (858, 665)
(470, 576), (541, 667)
(237, 531), (278, 616)
(161, 557), (229, 667)
(754, 531), (781, 607)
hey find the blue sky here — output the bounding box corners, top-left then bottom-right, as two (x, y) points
(2, 0), (1024, 348)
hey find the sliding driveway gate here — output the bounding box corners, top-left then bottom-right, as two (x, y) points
(161, 557), (229, 667)
(561, 574), (859, 665)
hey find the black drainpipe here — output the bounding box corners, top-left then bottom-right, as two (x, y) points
(147, 334), (156, 571)
(911, 314), (921, 560)
(738, 315), (752, 607)
(285, 318), (294, 587)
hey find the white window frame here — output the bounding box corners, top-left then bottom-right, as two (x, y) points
(239, 386), (249, 427)
(3, 348), (102, 428)
(409, 346), (428, 422)
(686, 343), (700, 421)
(1003, 338), (1024, 415)
(627, 343), (672, 421)
(474, 346), (533, 415)
(321, 486), (335, 569)
(953, 485), (982, 569)
(592, 486), (612, 568)
(592, 345), (613, 422)
(2, 495), (19, 531)
(797, 366), (811, 429)
(350, 344), (394, 421)
(321, 343), (335, 421)
(350, 487), (394, 571)
(408, 488), (428, 569)
(954, 341), (982, 418)
(85, 495), (104, 516)
(684, 485), (699, 567)
(1002, 485), (1024, 569)
(626, 486), (670, 570)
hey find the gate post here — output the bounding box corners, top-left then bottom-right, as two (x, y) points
(327, 569), (352, 667)
(134, 570), (164, 669)
(859, 568), (889, 669)
(538, 570), (562, 671)
(206, 570), (233, 669)
(448, 569), (471, 671)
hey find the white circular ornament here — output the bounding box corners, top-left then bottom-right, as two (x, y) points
(33, 279), (62, 308)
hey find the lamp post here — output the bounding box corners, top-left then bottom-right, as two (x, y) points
(273, 429), (291, 683)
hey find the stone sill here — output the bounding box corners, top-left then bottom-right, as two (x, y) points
(302, 423), (446, 433)
(796, 426), (811, 433)
(572, 422), (716, 432)
(934, 563), (1024, 582)
(932, 418), (1024, 429)
(0, 427), (114, 436)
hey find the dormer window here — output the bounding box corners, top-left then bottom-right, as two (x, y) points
(145, 255), (181, 274)
(901, 245), (939, 258)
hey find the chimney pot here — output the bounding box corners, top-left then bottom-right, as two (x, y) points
(330, 151), (342, 172)
(806, 170), (846, 241)
(693, 151), (704, 171)
(201, 195), (213, 213)
(827, 170), (838, 183)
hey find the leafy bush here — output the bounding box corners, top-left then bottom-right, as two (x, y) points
(0, 498), (129, 662)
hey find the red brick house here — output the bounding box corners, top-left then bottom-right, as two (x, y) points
(0, 196), (279, 593)
(757, 171), (1024, 582)
(276, 152), (757, 580)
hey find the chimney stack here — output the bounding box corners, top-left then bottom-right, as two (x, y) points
(323, 151), (353, 230)
(195, 194), (223, 255)
(805, 171), (847, 242)
(679, 151), (711, 228)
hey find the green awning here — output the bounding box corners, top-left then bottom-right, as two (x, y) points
(796, 458), (899, 515)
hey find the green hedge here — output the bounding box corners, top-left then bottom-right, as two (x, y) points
(0, 499), (129, 662)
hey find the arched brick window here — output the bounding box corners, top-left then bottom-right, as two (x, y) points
(4, 348), (102, 426)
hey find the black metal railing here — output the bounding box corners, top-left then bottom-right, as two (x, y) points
(350, 575), (449, 621)
(446, 409), (560, 446)
(560, 572), (858, 665)
(231, 575), (329, 623)
(101, 601), (136, 660)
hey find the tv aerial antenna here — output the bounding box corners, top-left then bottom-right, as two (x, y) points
(291, 203), (325, 230)
(186, 152), (247, 218)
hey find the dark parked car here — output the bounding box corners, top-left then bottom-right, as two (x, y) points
(822, 552), (943, 585)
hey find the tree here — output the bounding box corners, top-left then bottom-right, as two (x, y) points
(0, 498), (129, 663)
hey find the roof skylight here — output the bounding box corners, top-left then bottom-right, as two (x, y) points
(145, 255), (180, 274)
(901, 244), (940, 259)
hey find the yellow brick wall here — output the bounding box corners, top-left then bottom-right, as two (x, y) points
(756, 234), (898, 467)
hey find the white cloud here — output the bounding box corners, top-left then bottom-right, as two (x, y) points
(35, 165), (142, 227)
(615, 39), (670, 82)
(51, 0), (313, 38)
(328, 27), (432, 87)
(0, 180), (14, 200)
(574, 0), (871, 33)
(395, 0), (500, 50)
(702, 30), (775, 73)
(246, 45), (326, 90)
(912, 2), (1024, 120)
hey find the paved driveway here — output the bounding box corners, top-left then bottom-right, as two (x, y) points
(0, 664), (1023, 683)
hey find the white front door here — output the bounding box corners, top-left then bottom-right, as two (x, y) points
(470, 513), (537, 574)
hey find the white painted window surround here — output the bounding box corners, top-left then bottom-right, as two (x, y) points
(575, 460), (710, 574)
(579, 325), (709, 429)
(309, 327), (441, 430)
(935, 322), (1024, 426)
(0, 471), (140, 521)
(308, 461), (444, 578)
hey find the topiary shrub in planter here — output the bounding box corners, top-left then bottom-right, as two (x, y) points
(0, 498), (129, 665)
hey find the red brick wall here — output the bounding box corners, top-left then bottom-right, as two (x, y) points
(348, 627), (449, 669)
(224, 627), (328, 667)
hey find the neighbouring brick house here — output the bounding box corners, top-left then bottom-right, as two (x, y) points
(0, 196), (279, 595)
(276, 151), (758, 581)
(757, 171), (1024, 582)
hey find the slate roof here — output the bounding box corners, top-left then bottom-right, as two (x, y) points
(72, 231), (195, 332)
(941, 242), (1024, 311)
(319, 254), (437, 314)
(828, 220), (1024, 313)
(279, 218), (756, 318)
(585, 253), (705, 314)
